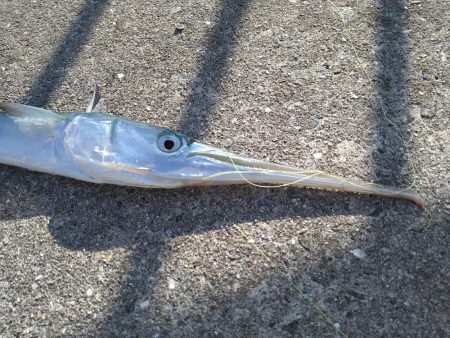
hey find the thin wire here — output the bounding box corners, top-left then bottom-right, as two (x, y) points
(204, 192), (349, 338)
(326, 0), (419, 192)
(197, 2), (421, 337)
(200, 153), (420, 199)
(197, 1), (423, 200)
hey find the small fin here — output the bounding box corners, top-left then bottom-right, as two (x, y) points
(0, 102), (61, 120)
(86, 84), (100, 112)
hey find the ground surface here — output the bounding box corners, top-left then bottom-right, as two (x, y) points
(0, 0), (448, 337)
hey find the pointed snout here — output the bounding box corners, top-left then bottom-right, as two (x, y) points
(182, 143), (425, 207)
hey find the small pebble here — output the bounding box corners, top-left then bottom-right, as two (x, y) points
(261, 29), (273, 37)
(308, 118), (319, 129)
(174, 24), (185, 36)
(420, 108), (436, 119)
(168, 278), (176, 289)
(117, 73), (124, 79)
(31, 283), (38, 290)
(86, 288), (93, 297)
(139, 300), (150, 309)
(350, 249), (367, 260)
(313, 153), (322, 160)
(332, 64), (342, 74)
(350, 91), (359, 99)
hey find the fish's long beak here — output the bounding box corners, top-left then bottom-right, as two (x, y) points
(186, 144), (425, 207)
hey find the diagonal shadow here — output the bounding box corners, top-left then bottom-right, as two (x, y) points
(24, 0), (108, 107)
(326, 1), (445, 336)
(92, 2), (252, 331)
(348, 3), (448, 333)
(177, 0), (251, 139)
(373, 0), (409, 186)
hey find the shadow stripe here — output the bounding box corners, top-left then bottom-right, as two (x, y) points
(178, 0), (251, 139)
(25, 0), (109, 107)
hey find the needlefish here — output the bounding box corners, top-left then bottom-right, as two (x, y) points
(0, 86), (424, 206)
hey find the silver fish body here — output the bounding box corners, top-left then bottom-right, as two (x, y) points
(0, 113), (88, 181)
(0, 102), (425, 206)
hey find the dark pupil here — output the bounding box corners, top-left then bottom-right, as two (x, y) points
(164, 139), (175, 150)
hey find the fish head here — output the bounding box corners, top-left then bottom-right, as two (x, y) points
(64, 114), (283, 188)
(109, 123), (282, 188)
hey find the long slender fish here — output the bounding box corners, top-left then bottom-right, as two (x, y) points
(0, 87), (424, 206)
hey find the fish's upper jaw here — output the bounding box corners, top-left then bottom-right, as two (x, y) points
(185, 145), (301, 175)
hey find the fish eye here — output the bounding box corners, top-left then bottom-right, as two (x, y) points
(157, 133), (182, 153)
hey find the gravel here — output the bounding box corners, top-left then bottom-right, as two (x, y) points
(0, 0), (448, 337)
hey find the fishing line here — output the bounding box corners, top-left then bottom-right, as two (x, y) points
(213, 153), (418, 199)
(326, 0), (420, 194)
(199, 2), (421, 337)
(200, 1), (423, 201)
(202, 190), (349, 338)
(200, 152), (424, 207)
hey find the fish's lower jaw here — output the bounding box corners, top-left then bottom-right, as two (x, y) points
(380, 190), (425, 207)
(295, 178), (425, 207)
(328, 180), (425, 207)
(196, 170), (425, 207)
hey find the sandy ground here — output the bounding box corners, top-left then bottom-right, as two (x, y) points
(0, 0), (448, 337)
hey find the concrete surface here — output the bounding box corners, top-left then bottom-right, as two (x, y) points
(0, 0), (448, 337)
